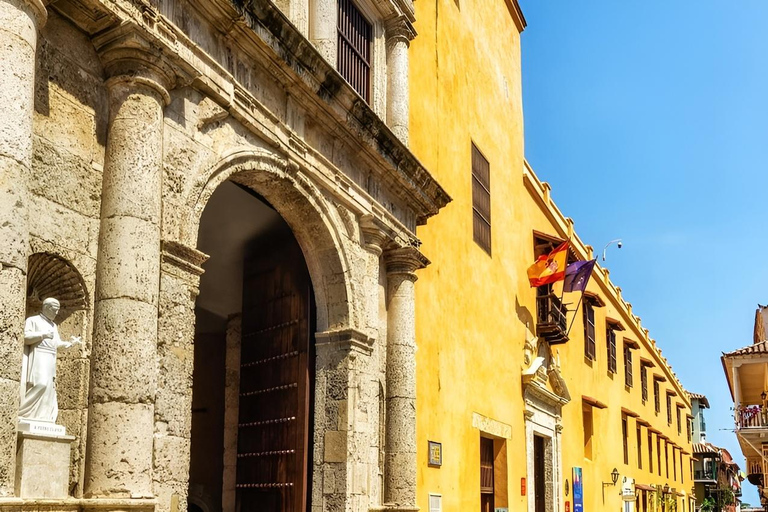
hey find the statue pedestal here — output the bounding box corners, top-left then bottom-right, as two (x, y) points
(15, 422), (74, 498)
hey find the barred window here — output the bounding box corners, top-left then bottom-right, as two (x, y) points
(337, 0), (371, 102)
(472, 144), (491, 255)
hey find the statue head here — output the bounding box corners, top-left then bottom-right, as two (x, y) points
(41, 298), (60, 321)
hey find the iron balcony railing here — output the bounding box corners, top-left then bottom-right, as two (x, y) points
(536, 292), (569, 345)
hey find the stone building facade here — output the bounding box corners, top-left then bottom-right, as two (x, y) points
(0, 1), (449, 512)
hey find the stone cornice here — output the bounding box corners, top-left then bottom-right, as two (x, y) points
(235, 0), (450, 225)
(384, 15), (417, 46)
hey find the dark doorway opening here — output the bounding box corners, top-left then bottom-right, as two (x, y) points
(189, 181), (315, 512)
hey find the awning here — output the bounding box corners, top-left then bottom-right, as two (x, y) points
(636, 484), (656, 491)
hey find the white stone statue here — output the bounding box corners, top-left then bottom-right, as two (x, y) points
(19, 298), (81, 422)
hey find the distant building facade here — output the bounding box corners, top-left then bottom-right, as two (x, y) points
(690, 394), (743, 512)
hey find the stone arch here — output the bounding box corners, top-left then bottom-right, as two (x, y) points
(183, 147), (357, 332)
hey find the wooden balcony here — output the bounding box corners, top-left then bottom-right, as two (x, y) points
(536, 292), (569, 345)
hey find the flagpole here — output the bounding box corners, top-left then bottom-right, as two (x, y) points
(566, 290), (586, 337)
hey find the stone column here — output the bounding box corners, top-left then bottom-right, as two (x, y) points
(382, 247), (427, 512)
(385, 21), (414, 145)
(0, 0), (46, 496)
(85, 32), (174, 498)
(309, 0), (336, 63)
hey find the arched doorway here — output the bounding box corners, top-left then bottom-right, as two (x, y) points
(188, 180), (315, 512)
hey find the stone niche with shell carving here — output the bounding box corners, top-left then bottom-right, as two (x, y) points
(24, 252), (91, 495)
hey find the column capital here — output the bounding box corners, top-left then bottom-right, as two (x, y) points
(384, 246), (428, 277)
(384, 15), (416, 48)
(359, 215), (392, 256)
(93, 24), (176, 105)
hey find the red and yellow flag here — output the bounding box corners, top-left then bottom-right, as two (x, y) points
(527, 242), (569, 287)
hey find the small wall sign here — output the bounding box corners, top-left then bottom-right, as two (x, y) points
(521, 477), (526, 496)
(428, 441), (442, 467)
(565, 502), (570, 512)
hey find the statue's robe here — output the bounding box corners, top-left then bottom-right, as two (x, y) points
(19, 314), (72, 422)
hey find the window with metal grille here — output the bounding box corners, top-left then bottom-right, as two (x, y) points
(654, 380), (660, 414)
(337, 0), (371, 102)
(584, 303), (596, 360)
(641, 367), (648, 403)
(624, 344), (633, 387)
(606, 327), (617, 373)
(480, 437), (495, 512)
(472, 144), (491, 255)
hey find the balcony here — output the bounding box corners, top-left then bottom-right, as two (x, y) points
(536, 292), (569, 345)
(694, 469), (716, 482)
(736, 405), (768, 429)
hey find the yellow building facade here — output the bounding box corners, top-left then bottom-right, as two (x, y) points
(408, 2), (694, 512)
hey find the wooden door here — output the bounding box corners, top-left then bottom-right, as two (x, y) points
(534, 436), (545, 512)
(237, 237), (313, 512)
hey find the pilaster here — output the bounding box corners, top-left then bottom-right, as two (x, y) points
(0, 0), (46, 496)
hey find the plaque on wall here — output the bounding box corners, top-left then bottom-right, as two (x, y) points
(428, 441), (442, 467)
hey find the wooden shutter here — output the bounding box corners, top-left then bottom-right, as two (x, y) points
(654, 380), (660, 413)
(337, 0), (371, 102)
(624, 345), (633, 387)
(641, 368), (648, 403)
(667, 395), (672, 424)
(607, 328), (617, 373)
(472, 144), (491, 255)
(584, 303), (596, 360)
(480, 437), (494, 494)
(622, 417), (629, 465)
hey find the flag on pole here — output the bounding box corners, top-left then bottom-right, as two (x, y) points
(563, 259), (597, 293)
(527, 242), (569, 287)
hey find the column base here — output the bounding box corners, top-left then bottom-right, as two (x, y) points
(15, 430), (75, 498)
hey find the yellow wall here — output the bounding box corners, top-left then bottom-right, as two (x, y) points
(409, 1), (694, 512)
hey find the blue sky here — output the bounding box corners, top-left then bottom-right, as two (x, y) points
(519, 0), (768, 503)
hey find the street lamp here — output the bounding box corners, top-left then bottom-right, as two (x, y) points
(602, 239), (623, 262)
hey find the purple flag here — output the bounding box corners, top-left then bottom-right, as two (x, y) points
(563, 259), (596, 293)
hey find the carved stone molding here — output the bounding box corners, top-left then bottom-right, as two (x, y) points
(360, 215), (392, 256)
(383, 246), (428, 278)
(20, 0), (47, 27)
(160, 240), (209, 290)
(384, 15), (416, 49)
(315, 327), (374, 355)
(92, 24), (177, 105)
